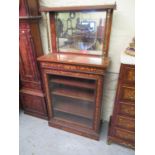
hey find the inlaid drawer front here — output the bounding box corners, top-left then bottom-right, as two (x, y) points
(120, 65), (135, 83)
(116, 116), (135, 131)
(114, 128), (135, 141)
(127, 68), (135, 82)
(119, 85), (135, 102)
(119, 103), (135, 117)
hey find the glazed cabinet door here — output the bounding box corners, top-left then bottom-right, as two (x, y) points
(43, 69), (103, 134)
(19, 24), (39, 82)
(48, 74), (96, 129)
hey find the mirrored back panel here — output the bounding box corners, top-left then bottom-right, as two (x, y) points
(55, 11), (106, 55)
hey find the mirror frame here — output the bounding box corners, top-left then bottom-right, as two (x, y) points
(40, 4), (116, 57)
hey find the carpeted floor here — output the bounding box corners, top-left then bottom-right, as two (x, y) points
(19, 111), (135, 155)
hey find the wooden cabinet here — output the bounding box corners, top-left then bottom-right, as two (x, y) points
(108, 64), (135, 148)
(38, 53), (110, 140)
(19, 0), (48, 119)
(37, 3), (116, 139)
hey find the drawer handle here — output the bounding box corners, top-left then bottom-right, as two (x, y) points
(130, 96), (134, 99)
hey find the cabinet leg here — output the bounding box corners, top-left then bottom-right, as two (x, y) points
(107, 139), (112, 145)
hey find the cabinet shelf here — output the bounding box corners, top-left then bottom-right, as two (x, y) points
(50, 78), (95, 89)
(52, 87), (94, 102)
(54, 101), (93, 119)
(54, 111), (92, 128)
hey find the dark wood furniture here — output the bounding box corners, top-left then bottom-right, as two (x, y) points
(38, 53), (109, 140)
(108, 64), (135, 148)
(38, 3), (116, 140)
(19, 0), (48, 119)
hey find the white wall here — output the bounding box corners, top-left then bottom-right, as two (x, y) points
(102, 0), (135, 121)
(39, 0), (135, 121)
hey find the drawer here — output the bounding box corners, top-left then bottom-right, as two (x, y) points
(116, 115), (135, 131)
(120, 64), (135, 83)
(114, 127), (135, 142)
(118, 84), (135, 102)
(119, 102), (135, 117)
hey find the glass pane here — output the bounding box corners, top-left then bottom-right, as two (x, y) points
(55, 11), (106, 55)
(48, 74), (96, 128)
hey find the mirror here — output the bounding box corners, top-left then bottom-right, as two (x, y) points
(55, 11), (106, 55)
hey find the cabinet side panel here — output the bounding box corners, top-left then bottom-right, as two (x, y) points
(19, 22), (41, 82)
(26, 0), (40, 16)
(20, 92), (47, 119)
(29, 21), (44, 57)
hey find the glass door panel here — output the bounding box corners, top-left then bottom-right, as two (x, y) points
(48, 74), (96, 128)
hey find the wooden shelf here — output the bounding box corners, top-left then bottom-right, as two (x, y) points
(54, 111), (92, 128)
(52, 88), (94, 102)
(54, 101), (93, 119)
(50, 78), (95, 89)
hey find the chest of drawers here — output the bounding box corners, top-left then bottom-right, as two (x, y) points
(108, 64), (135, 149)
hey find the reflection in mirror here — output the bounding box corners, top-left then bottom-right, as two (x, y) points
(55, 11), (106, 55)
